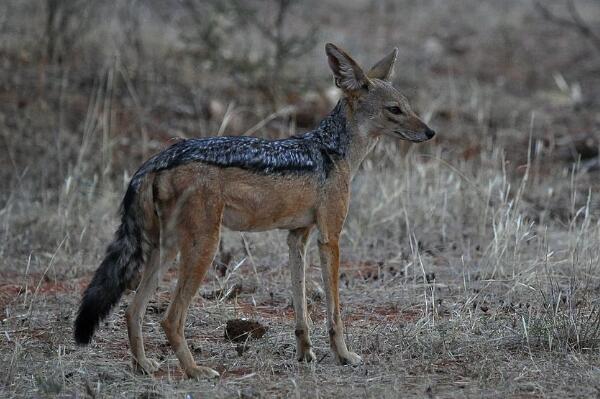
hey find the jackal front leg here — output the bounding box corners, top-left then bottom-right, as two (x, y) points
(318, 235), (362, 366)
(288, 227), (315, 362)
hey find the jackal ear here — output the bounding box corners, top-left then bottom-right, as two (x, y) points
(367, 48), (398, 81)
(325, 43), (369, 92)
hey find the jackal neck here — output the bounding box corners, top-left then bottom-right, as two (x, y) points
(317, 99), (379, 178)
(303, 99), (350, 158)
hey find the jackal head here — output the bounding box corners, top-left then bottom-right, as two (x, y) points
(326, 43), (435, 143)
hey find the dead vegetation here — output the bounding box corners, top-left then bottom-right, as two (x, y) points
(1, 0), (600, 397)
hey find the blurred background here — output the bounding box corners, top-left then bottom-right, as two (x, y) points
(2, 0), (599, 187)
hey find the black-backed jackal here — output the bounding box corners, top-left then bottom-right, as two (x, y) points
(74, 43), (435, 379)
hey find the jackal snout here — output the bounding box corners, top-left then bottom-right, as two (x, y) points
(425, 127), (436, 139)
(402, 118), (435, 142)
(389, 111), (435, 143)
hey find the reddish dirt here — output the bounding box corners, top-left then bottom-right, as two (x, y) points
(0, 275), (89, 313)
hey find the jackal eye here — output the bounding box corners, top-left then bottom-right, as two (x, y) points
(387, 106), (403, 115)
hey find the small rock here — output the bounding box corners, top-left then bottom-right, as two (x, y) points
(225, 319), (267, 342)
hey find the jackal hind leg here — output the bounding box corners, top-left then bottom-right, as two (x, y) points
(288, 226), (316, 362)
(126, 248), (161, 374)
(161, 194), (222, 380)
(126, 228), (178, 374)
(318, 234), (362, 366)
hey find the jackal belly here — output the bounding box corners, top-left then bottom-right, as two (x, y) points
(221, 172), (318, 232)
(222, 206), (315, 231)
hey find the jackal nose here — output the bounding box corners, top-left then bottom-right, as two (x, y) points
(425, 128), (436, 139)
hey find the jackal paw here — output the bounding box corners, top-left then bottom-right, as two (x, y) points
(185, 365), (220, 380)
(336, 351), (362, 366)
(133, 357), (161, 374)
(297, 348), (316, 363)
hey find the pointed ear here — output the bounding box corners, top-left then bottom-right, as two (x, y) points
(325, 43), (369, 92)
(367, 48), (398, 81)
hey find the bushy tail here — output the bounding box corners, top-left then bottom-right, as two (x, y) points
(74, 184), (145, 344)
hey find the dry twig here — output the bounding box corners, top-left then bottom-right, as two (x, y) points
(535, 0), (600, 53)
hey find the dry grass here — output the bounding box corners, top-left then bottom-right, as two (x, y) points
(2, 0), (600, 398)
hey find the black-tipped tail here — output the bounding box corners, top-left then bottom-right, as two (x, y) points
(74, 185), (144, 345)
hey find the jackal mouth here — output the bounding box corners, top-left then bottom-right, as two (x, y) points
(391, 129), (435, 143)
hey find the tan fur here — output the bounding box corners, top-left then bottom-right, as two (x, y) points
(125, 43), (435, 379)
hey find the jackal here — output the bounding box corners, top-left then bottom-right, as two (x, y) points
(74, 43), (435, 379)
